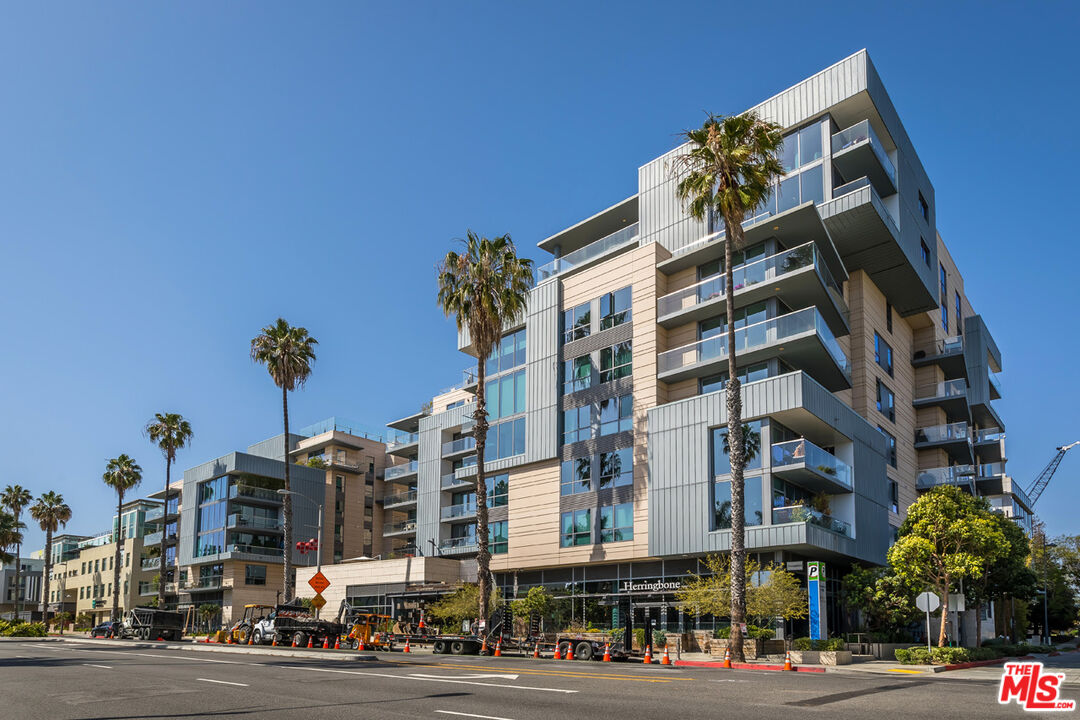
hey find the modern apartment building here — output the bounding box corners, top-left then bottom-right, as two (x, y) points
(362, 50), (1018, 641)
(1, 557), (43, 619)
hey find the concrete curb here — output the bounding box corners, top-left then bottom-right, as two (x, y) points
(0, 637), (61, 643)
(58, 636), (377, 661)
(929, 655), (1036, 673)
(674, 659), (824, 673)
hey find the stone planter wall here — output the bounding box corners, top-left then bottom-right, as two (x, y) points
(709, 639), (764, 659)
(788, 650), (853, 665)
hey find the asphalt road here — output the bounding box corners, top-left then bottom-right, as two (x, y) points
(1, 640), (1076, 719)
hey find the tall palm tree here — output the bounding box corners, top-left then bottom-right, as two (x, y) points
(437, 232), (534, 622)
(251, 318), (317, 601)
(673, 112), (784, 661)
(145, 412), (193, 609)
(102, 455), (142, 622)
(0, 509), (24, 567)
(30, 492), (72, 623)
(2, 485), (33, 618)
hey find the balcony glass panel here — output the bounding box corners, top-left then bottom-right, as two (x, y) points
(442, 437), (476, 455)
(914, 378), (967, 401)
(145, 507), (164, 522)
(915, 422), (970, 444)
(385, 461), (419, 480)
(383, 520), (417, 535)
(916, 465), (975, 489)
(383, 490), (417, 506)
(142, 531), (162, 546)
(978, 463), (1007, 478)
(771, 440), (852, 489)
(228, 544), (282, 557)
(832, 176), (870, 199)
(386, 431), (419, 451)
(976, 428), (1005, 443)
(439, 537), (477, 552)
(441, 502), (477, 520)
(227, 514), (282, 531)
(140, 557), (160, 570)
(657, 307), (850, 380)
(989, 372), (1003, 396)
(831, 119), (896, 186)
(771, 505), (851, 537)
(441, 473), (473, 489)
(228, 485), (281, 502)
(537, 223), (640, 281)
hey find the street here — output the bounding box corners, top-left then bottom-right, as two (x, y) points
(3, 640), (1077, 719)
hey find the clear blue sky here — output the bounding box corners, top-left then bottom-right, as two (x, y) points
(2, 2), (1078, 553)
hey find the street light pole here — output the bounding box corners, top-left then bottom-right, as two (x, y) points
(277, 489), (324, 619)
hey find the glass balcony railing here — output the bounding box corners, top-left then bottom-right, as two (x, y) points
(977, 463), (1007, 479)
(441, 502), (477, 520)
(140, 557), (161, 570)
(185, 576), (224, 590)
(657, 242), (846, 320)
(383, 520), (417, 535)
(832, 176), (871, 199)
(442, 436), (476, 455)
(832, 119), (896, 187)
(989, 372), (1003, 397)
(771, 440), (852, 489)
(771, 505), (851, 537)
(657, 307), (850, 380)
(914, 378), (967, 402)
(385, 461), (419, 481)
(383, 490), (418, 506)
(439, 537), (478, 553)
(914, 422), (970, 445)
(915, 336), (964, 360)
(386, 432), (419, 451)
(976, 428), (1005, 443)
(229, 544), (282, 558)
(537, 223), (640, 281)
(441, 473), (473, 489)
(917, 465), (975, 489)
(142, 531), (162, 546)
(227, 514), (282, 531)
(145, 506), (164, 522)
(228, 485), (282, 502)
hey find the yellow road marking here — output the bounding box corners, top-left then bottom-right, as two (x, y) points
(387, 659), (689, 683)
(887, 668), (927, 674)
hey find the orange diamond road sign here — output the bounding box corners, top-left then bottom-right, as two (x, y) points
(310, 593), (326, 611)
(308, 571), (330, 595)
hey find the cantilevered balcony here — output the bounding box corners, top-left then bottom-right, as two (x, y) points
(916, 464), (976, 492)
(831, 119), (897, 197)
(536, 223), (640, 282)
(442, 436), (476, 458)
(383, 520), (417, 537)
(912, 336), (967, 379)
(227, 514), (282, 532)
(441, 502), (477, 521)
(656, 242), (849, 335)
(228, 484), (283, 505)
(913, 379), (968, 419)
(382, 489), (418, 509)
(770, 439), (853, 494)
(771, 505), (852, 538)
(385, 460), (418, 482)
(914, 421), (973, 463)
(656, 307), (851, 391)
(989, 372), (1002, 401)
(441, 472), (474, 490)
(974, 427), (1006, 464)
(142, 531), (162, 546)
(386, 431), (419, 456)
(438, 537), (478, 556)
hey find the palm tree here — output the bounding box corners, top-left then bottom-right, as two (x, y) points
(437, 231), (534, 622)
(145, 412), (193, 610)
(251, 318), (317, 601)
(0, 508), (24, 566)
(2, 485), (33, 618)
(30, 492), (72, 624)
(673, 112), (784, 661)
(102, 455), (142, 622)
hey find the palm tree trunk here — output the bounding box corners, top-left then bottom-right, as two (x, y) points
(938, 577), (950, 647)
(282, 385), (294, 602)
(725, 213), (747, 663)
(42, 527), (53, 626)
(474, 355), (491, 627)
(158, 456), (171, 611)
(12, 520), (21, 620)
(112, 492), (123, 624)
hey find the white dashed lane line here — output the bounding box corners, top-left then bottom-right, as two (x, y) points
(196, 678), (249, 687)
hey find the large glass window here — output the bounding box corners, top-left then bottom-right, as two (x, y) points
(560, 509), (591, 547)
(874, 332), (893, 377)
(195, 531), (225, 557)
(888, 479), (899, 514)
(799, 121), (823, 166)
(772, 476), (812, 509)
(488, 521), (508, 555)
(699, 302), (767, 340)
(955, 292), (963, 334)
(701, 362), (769, 395)
(714, 476), (763, 529)
(245, 565), (266, 586)
(564, 355), (592, 394)
(600, 503), (634, 543)
(711, 420), (763, 476)
(486, 329), (527, 375)
(876, 380), (895, 422)
(598, 447), (633, 488)
(562, 405), (591, 445)
(940, 263), (949, 332)
(599, 341), (632, 383)
(878, 426), (897, 468)
(562, 303), (591, 343)
(490, 417), (526, 460)
(599, 287), (632, 330)
(486, 368), (526, 421)
(486, 473), (509, 507)
(560, 458), (591, 495)
(598, 395), (633, 436)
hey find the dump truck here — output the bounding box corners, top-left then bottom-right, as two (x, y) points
(123, 607), (184, 641)
(235, 602), (343, 647)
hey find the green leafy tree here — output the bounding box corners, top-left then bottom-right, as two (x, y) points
(888, 486), (1006, 646)
(53, 610), (72, 635)
(74, 612), (93, 631)
(747, 562), (808, 635)
(427, 583), (502, 630)
(30, 491), (72, 623)
(437, 232), (534, 622)
(0, 509), (23, 567)
(1030, 522), (1079, 640)
(1052, 534), (1080, 593)
(511, 585), (554, 634)
(251, 318), (318, 601)
(102, 454), (142, 622)
(842, 564), (920, 641)
(673, 112), (784, 661)
(146, 412), (194, 612)
(967, 511), (1035, 643)
(1, 485), (32, 617)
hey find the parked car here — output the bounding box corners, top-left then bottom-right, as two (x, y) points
(90, 621), (122, 638)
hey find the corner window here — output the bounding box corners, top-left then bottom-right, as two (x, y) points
(713, 476), (763, 529)
(955, 292), (963, 334)
(874, 332), (893, 377)
(920, 238), (930, 267)
(488, 521), (508, 555)
(560, 509), (591, 547)
(599, 503), (634, 543)
(560, 458), (591, 496)
(888, 479), (899, 514)
(562, 303), (591, 343)
(599, 286), (632, 330)
(563, 355), (592, 394)
(485, 473), (509, 507)
(878, 426), (897, 468)
(598, 395), (633, 436)
(876, 380), (895, 423)
(885, 301), (893, 333)
(599, 341), (632, 383)
(598, 448), (633, 488)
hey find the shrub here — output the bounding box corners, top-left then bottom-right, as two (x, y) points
(966, 647), (999, 661)
(714, 624), (774, 640)
(0, 621), (47, 637)
(894, 648), (911, 664)
(794, 636), (846, 651)
(653, 630), (667, 648)
(933, 647), (968, 665)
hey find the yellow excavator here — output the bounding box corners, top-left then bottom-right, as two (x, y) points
(334, 600), (394, 650)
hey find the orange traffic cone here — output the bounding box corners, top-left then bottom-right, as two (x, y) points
(403, 637), (411, 653)
(204, 634), (211, 644)
(307, 635), (314, 649)
(157, 635), (164, 642)
(322, 637), (329, 649)
(248, 634), (254, 646)
(566, 643), (575, 661)
(494, 639), (502, 657)
(334, 637), (341, 650)
(642, 646), (652, 664)
(602, 643), (612, 662)
(722, 647), (732, 669)
(481, 637), (488, 654)
(783, 651), (794, 671)
(553, 644), (561, 660)
(418, 614), (425, 630)
(661, 645), (671, 666)
(272, 636), (278, 647)
(291, 636), (297, 648)
(533, 644), (540, 659)
(358, 637), (365, 651)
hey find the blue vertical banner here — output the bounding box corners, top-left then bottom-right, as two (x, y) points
(807, 561), (826, 640)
